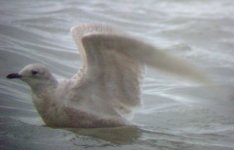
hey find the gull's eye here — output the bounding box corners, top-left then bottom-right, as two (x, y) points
(31, 70), (38, 75)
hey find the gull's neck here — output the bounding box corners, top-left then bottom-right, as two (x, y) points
(31, 77), (58, 95)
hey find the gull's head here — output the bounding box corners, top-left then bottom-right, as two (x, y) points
(6, 64), (57, 90)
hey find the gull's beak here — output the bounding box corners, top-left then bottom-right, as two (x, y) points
(6, 73), (22, 79)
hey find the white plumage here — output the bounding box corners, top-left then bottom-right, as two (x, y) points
(7, 24), (208, 128)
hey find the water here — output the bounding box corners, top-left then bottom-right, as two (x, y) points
(1, 0), (234, 149)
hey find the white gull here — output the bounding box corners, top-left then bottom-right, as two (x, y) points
(6, 24), (208, 128)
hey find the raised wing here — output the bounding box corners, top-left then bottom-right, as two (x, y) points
(71, 24), (209, 117)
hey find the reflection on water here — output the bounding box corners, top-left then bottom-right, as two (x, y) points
(1, 0), (234, 149)
(68, 126), (141, 145)
(2, 117), (234, 150)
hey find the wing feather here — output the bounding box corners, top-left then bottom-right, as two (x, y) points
(71, 24), (209, 117)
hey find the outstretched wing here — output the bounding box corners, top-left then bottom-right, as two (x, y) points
(71, 24), (208, 117)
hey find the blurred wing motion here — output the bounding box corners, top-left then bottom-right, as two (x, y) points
(71, 24), (209, 117)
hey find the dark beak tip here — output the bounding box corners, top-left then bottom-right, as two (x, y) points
(6, 73), (21, 79)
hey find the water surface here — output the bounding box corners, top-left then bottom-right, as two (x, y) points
(1, 0), (234, 149)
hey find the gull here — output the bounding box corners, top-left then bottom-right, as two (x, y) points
(6, 24), (208, 128)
